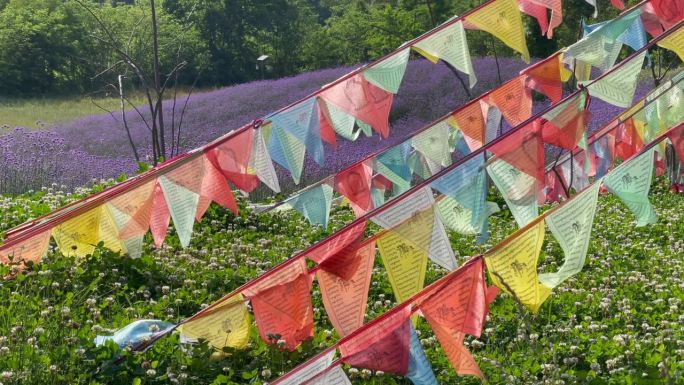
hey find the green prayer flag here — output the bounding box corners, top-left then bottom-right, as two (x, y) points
(603, 147), (658, 226)
(326, 101), (358, 140)
(487, 159), (538, 228)
(363, 48), (410, 94)
(539, 181), (601, 288)
(412, 120), (453, 167)
(413, 20), (476, 87)
(286, 184), (334, 228)
(580, 51), (646, 108)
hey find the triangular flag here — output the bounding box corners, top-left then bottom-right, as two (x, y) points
(287, 183), (334, 228)
(412, 120), (453, 167)
(178, 294), (251, 350)
(97, 204), (127, 253)
(650, 0), (684, 28)
(251, 127), (281, 193)
(542, 92), (590, 150)
(277, 350), (337, 385)
(372, 186), (457, 271)
(464, 0), (530, 62)
(484, 220), (552, 312)
(270, 98), (325, 166)
(320, 73), (394, 138)
(519, 0), (562, 38)
(247, 268), (314, 351)
(52, 206), (103, 257)
(486, 76), (532, 127)
(592, 134), (615, 179)
(335, 162), (373, 217)
(413, 20), (477, 87)
(306, 366), (352, 385)
(149, 181), (171, 248)
(615, 118), (645, 160)
(487, 159), (539, 228)
(363, 48), (410, 94)
(539, 181), (601, 288)
(377, 225), (429, 303)
(110, 180), (155, 240)
(450, 101), (485, 151)
(489, 118), (544, 182)
(406, 325), (438, 385)
(521, 55), (563, 103)
(656, 26), (684, 61)
(317, 241), (375, 337)
(375, 142), (413, 194)
(582, 12), (649, 53)
(305, 220), (367, 266)
(667, 124), (684, 161)
(581, 51), (647, 108)
(268, 123), (307, 184)
(610, 0), (625, 10)
(319, 100), (359, 141)
(518, 0), (550, 37)
(339, 306), (412, 375)
(206, 128), (259, 192)
(484, 102), (502, 144)
(196, 155), (238, 220)
(560, 151), (590, 192)
(603, 147), (658, 226)
(159, 169), (200, 248)
(0, 229), (51, 266)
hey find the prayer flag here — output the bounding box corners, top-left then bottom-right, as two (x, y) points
(149, 181), (171, 248)
(178, 294), (251, 350)
(412, 120), (453, 167)
(335, 162), (373, 217)
(406, 325), (438, 385)
(465, 0), (530, 62)
(317, 241), (375, 336)
(581, 51), (647, 108)
(450, 102), (486, 151)
(364, 48), (410, 94)
(539, 181), (601, 288)
(488, 159), (539, 228)
(339, 306), (412, 375)
(287, 183), (334, 228)
(484, 220), (552, 312)
(486, 76), (533, 127)
(375, 142), (413, 194)
(657, 26), (684, 61)
(270, 98), (325, 166)
(251, 127), (281, 193)
(603, 147), (658, 226)
(413, 21), (477, 87)
(0, 229), (51, 266)
(206, 128), (259, 192)
(542, 93), (590, 150)
(268, 123), (307, 184)
(521, 55), (563, 103)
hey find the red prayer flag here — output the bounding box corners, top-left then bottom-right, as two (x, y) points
(111, 181), (156, 240)
(615, 118), (645, 160)
(545, 169), (566, 203)
(651, 0), (684, 25)
(340, 306), (412, 375)
(667, 124), (684, 161)
(335, 161), (373, 217)
(521, 55), (563, 103)
(317, 98), (338, 146)
(149, 181), (171, 248)
(542, 97), (590, 150)
(487, 76), (533, 127)
(317, 241), (375, 336)
(196, 155), (238, 220)
(519, 0), (549, 36)
(490, 119), (545, 182)
(248, 270), (315, 351)
(206, 129), (259, 192)
(610, 0), (625, 10)
(319, 73), (394, 138)
(306, 221), (367, 265)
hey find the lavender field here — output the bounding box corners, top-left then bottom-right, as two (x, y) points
(0, 57), (653, 195)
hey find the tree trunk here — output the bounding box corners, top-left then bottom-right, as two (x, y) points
(150, 0), (165, 159)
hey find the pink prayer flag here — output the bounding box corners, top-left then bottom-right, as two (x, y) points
(519, 0), (549, 36)
(615, 118), (645, 160)
(667, 124), (684, 161)
(521, 55), (563, 103)
(317, 98), (338, 146)
(319, 74), (394, 138)
(317, 238), (373, 281)
(610, 0), (625, 10)
(651, 0), (683, 26)
(335, 162), (373, 216)
(206, 129), (259, 192)
(111, 181), (156, 240)
(164, 156), (204, 193)
(317, 241), (375, 336)
(487, 76), (533, 127)
(545, 169), (566, 203)
(340, 306), (412, 375)
(490, 119), (545, 182)
(641, 4), (667, 37)
(451, 101), (486, 150)
(306, 221), (367, 265)
(249, 270), (315, 351)
(196, 155), (238, 220)
(149, 181), (171, 248)
(0, 229), (51, 266)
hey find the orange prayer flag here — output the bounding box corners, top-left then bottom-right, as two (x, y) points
(317, 241), (375, 336)
(206, 129), (259, 192)
(149, 181), (171, 248)
(247, 266), (315, 351)
(110, 180), (156, 240)
(486, 76), (533, 127)
(319, 73), (394, 138)
(431, 325), (484, 379)
(340, 306), (412, 375)
(0, 229), (51, 266)
(489, 118), (545, 182)
(521, 55), (563, 103)
(542, 95), (590, 150)
(334, 161), (373, 217)
(450, 101), (486, 150)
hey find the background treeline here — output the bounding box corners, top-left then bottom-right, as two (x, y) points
(0, 0), (633, 96)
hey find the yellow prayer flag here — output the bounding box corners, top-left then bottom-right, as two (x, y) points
(484, 220), (551, 313)
(178, 294), (251, 350)
(657, 27), (684, 62)
(377, 226), (429, 303)
(465, 0), (530, 63)
(52, 206), (103, 257)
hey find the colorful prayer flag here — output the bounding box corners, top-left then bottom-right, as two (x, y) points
(335, 162), (373, 217)
(413, 20), (476, 87)
(412, 120), (453, 167)
(364, 48), (410, 94)
(486, 76), (533, 127)
(178, 294), (251, 350)
(465, 0), (530, 62)
(286, 183), (334, 228)
(581, 51), (647, 108)
(206, 128), (259, 192)
(521, 55), (563, 103)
